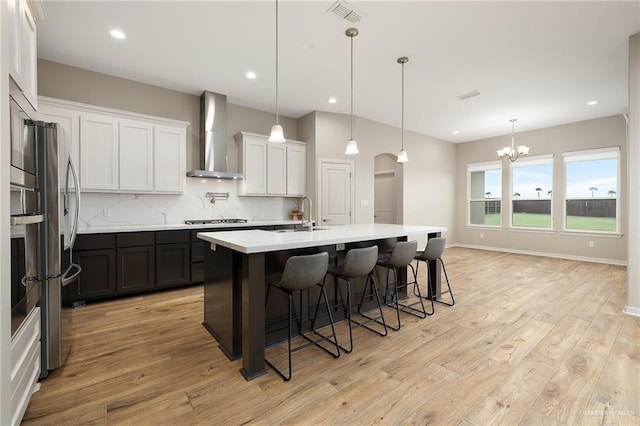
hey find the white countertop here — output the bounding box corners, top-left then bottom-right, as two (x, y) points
(197, 223), (447, 254)
(76, 220), (304, 234)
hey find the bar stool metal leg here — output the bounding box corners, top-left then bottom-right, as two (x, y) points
(264, 252), (339, 381)
(414, 258), (454, 307)
(355, 272), (388, 337)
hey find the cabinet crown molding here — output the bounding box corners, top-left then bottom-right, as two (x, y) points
(38, 96), (191, 128)
(233, 131), (306, 146)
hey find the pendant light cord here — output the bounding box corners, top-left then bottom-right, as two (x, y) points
(275, 0), (279, 125)
(350, 32), (354, 140)
(401, 61), (405, 150)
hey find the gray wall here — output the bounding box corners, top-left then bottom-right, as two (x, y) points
(37, 59), (298, 172)
(296, 112), (316, 204)
(455, 115), (627, 263)
(305, 110), (456, 245)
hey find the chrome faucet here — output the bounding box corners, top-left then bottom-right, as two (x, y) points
(300, 196), (313, 231)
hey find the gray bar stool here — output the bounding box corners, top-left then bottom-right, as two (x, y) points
(264, 252), (340, 381)
(327, 245), (387, 353)
(376, 240), (428, 330)
(414, 237), (454, 308)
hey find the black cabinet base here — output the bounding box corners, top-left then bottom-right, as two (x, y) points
(201, 322), (240, 361)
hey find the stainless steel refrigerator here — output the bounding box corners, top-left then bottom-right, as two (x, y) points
(36, 118), (82, 375)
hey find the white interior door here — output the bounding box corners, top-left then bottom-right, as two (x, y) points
(320, 161), (352, 226)
(375, 172), (396, 223)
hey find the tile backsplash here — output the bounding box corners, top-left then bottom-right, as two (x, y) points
(78, 178), (299, 230)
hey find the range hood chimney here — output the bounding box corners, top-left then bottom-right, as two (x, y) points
(187, 91), (244, 179)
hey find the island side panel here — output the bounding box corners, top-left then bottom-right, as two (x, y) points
(240, 252), (267, 380)
(203, 244), (241, 360)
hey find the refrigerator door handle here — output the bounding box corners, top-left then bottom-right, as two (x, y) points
(10, 214), (44, 226)
(60, 262), (82, 287)
(64, 157), (81, 251)
(21, 275), (40, 287)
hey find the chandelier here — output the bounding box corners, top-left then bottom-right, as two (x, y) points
(497, 118), (529, 162)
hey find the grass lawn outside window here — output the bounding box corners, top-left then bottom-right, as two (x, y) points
(482, 213), (615, 232)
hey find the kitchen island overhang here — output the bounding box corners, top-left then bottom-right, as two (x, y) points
(198, 223), (446, 380)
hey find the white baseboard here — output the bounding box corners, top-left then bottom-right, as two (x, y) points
(623, 305), (640, 317)
(450, 243), (627, 266)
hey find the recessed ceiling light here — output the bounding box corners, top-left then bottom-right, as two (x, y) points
(452, 130), (459, 135)
(110, 29), (126, 40)
(587, 100), (598, 106)
(328, 97), (337, 104)
(245, 71), (256, 80)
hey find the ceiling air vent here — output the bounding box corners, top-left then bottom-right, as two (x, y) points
(328, 0), (366, 23)
(457, 90), (481, 101)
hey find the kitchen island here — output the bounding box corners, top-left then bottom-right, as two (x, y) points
(198, 223), (446, 380)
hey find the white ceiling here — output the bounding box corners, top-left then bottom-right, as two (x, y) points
(37, 1), (640, 143)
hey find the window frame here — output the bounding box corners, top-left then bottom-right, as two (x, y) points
(562, 146), (620, 235)
(509, 154), (554, 231)
(467, 160), (503, 228)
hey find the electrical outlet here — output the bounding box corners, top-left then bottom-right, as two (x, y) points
(480, 233), (484, 239)
(588, 241), (595, 248)
(103, 208), (112, 218)
(336, 243), (345, 251)
(360, 199), (369, 207)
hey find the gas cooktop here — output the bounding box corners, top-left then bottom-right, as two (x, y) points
(184, 219), (248, 225)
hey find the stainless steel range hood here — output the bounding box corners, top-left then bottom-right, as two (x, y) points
(187, 91), (244, 179)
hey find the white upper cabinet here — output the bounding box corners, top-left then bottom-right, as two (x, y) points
(236, 132), (307, 197)
(37, 103), (81, 191)
(8, 0), (38, 109)
(80, 112), (120, 191)
(286, 143), (306, 196)
(120, 120), (154, 192)
(40, 97), (189, 194)
(267, 143), (287, 195)
(238, 135), (267, 195)
(153, 125), (186, 193)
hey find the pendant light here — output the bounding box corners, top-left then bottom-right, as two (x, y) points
(396, 56), (409, 163)
(345, 27), (359, 155)
(268, 0), (285, 143)
(497, 119), (529, 162)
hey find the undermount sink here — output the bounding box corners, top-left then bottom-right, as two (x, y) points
(272, 227), (329, 233)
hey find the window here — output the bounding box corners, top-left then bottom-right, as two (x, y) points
(510, 155), (553, 229)
(563, 147), (619, 233)
(468, 161), (502, 227)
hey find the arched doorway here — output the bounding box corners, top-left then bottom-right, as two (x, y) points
(374, 153), (403, 224)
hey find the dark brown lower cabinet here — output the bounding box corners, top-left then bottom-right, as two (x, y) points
(156, 243), (190, 288)
(63, 233), (117, 305)
(71, 249), (117, 301)
(64, 226), (287, 304)
(117, 246), (155, 294)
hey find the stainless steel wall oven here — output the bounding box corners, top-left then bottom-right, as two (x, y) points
(9, 96), (41, 337)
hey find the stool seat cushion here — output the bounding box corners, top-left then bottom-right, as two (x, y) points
(274, 252), (329, 291)
(377, 241), (417, 268)
(415, 237), (446, 261)
(329, 246), (378, 279)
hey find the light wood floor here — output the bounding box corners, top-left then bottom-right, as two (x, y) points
(23, 247), (639, 425)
